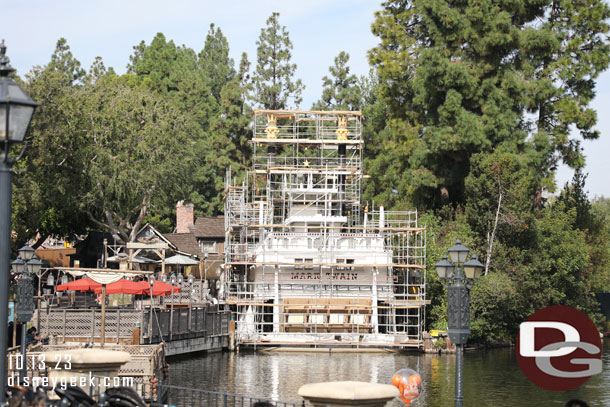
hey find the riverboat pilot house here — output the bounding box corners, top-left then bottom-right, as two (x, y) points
(223, 110), (428, 348)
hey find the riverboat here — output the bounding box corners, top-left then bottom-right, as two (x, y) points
(222, 110), (428, 349)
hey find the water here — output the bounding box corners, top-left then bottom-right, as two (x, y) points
(169, 339), (610, 406)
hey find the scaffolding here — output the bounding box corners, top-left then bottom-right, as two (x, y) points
(223, 110), (428, 348)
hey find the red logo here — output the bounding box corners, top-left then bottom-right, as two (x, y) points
(516, 305), (602, 391)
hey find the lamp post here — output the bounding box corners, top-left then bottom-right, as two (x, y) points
(10, 247), (43, 384)
(434, 239), (484, 407)
(1, 41), (38, 401)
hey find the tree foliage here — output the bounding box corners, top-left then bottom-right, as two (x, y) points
(252, 12), (304, 110)
(13, 39), (91, 249)
(368, 0), (610, 207)
(313, 51), (362, 111)
(199, 23), (236, 103)
(75, 75), (197, 243)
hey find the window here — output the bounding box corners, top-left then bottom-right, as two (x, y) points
(295, 258), (313, 270)
(336, 259), (354, 271)
(199, 241), (217, 254)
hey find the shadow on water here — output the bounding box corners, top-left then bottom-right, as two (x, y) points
(169, 339), (610, 407)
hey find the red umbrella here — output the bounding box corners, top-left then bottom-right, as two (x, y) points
(94, 279), (143, 295)
(137, 280), (181, 296)
(56, 277), (102, 292)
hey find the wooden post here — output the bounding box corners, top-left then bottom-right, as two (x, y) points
(45, 309), (50, 340)
(128, 248), (134, 271)
(90, 309), (95, 343)
(100, 285), (107, 347)
(229, 320), (236, 351)
(131, 327), (140, 345)
(161, 250), (165, 276)
(103, 238), (108, 268)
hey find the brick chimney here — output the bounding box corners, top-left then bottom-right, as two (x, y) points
(176, 201), (194, 233)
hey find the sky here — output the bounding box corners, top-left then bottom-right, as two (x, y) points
(3, 0), (609, 198)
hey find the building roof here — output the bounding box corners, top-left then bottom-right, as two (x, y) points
(163, 233), (203, 258)
(136, 223), (176, 248)
(190, 216), (225, 239)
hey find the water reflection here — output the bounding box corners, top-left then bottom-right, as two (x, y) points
(170, 339), (610, 407)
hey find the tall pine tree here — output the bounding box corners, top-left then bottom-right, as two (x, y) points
(368, 0), (610, 208)
(313, 51), (362, 111)
(252, 12), (304, 110)
(198, 24), (235, 103)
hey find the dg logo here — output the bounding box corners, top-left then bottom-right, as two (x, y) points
(516, 305), (602, 391)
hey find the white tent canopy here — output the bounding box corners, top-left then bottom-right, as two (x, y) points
(163, 254), (199, 265)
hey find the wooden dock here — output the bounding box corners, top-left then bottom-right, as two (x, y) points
(37, 304), (231, 356)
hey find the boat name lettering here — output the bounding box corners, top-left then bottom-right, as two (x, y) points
(290, 272), (358, 281)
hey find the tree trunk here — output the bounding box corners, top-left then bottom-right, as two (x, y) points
(485, 186), (503, 276)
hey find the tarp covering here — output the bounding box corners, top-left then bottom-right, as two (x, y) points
(86, 271), (126, 285)
(163, 254), (199, 265)
(106, 255), (155, 264)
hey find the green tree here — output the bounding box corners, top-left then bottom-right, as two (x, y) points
(134, 33), (181, 93)
(126, 40), (146, 74)
(470, 272), (522, 343)
(48, 38), (86, 86)
(12, 39), (91, 249)
(198, 24), (235, 103)
(252, 12), (304, 109)
(74, 75), (197, 243)
(465, 151), (542, 274)
(557, 170), (593, 231)
(85, 56), (115, 85)
(589, 197), (610, 295)
(313, 51), (362, 111)
(368, 0), (610, 208)
(190, 57), (252, 215)
(524, 0), (610, 171)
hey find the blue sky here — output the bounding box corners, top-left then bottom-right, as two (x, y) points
(4, 0), (609, 198)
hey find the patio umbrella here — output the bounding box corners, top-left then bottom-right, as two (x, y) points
(163, 254), (199, 265)
(137, 280), (181, 296)
(94, 278), (143, 295)
(56, 277), (102, 292)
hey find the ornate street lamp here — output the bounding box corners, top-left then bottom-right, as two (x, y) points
(11, 249), (43, 383)
(434, 239), (484, 407)
(0, 41), (38, 401)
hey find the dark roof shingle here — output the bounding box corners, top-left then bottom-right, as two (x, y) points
(163, 233), (203, 258)
(190, 216), (225, 238)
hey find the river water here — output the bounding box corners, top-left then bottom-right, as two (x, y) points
(169, 339), (610, 406)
